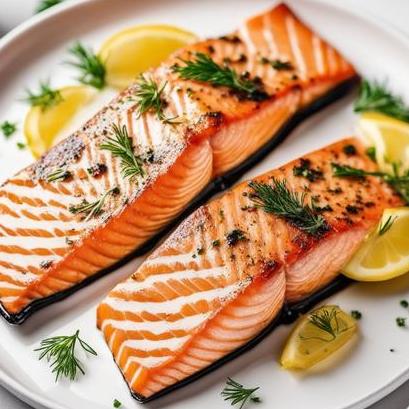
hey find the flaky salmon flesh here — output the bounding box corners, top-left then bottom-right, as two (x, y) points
(0, 4), (356, 321)
(97, 139), (403, 400)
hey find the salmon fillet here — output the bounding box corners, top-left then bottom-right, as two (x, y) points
(0, 4), (356, 322)
(97, 138), (402, 400)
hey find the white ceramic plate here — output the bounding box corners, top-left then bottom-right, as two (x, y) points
(1, 1), (409, 408)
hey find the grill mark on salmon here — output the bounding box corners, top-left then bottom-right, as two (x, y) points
(0, 4), (356, 321)
(97, 139), (403, 400)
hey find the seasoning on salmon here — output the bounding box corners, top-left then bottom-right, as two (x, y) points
(0, 4), (357, 323)
(97, 138), (402, 401)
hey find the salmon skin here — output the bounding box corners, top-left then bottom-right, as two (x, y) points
(97, 138), (402, 402)
(0, 4), (357, 324)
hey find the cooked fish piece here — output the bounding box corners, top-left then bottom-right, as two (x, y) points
(97, 138), (402, 401)
(0, 4), (356, 323)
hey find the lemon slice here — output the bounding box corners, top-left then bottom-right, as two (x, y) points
(24, 85), (96, 158)
(358, 112), (409, 172)
(99, 25), (197, 89)
(280, 305), (357, 370)
(343, 207), (409, 281)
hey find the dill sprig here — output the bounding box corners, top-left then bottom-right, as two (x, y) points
(69, 186), (119, 221)
(1, 121), (17, 138)
(134, 75), (179, 123)
(301, 307), (350, 342)
(67, 42), (106, 89)
(332, 162), (409, 203)
(379, 215), (396, 236)
(249, 179), (329, 236)
(354, 79), (409, 122)
(24, 81), (63, 111)
(221, 378), (261, 409)
(46, 168), (71, 182)
(35, 330), (97, 381)
(172, 52), (267, 100)
(100, 124), (145, 180)
(36, 0), (63, 13)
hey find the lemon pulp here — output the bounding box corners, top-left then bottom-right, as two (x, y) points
(343, 207), (409, 281)
(358, 112), (409, 172)
(99, 24), (197, 89)
(24, 85), (95, 158)
(280, 305), (357, 370)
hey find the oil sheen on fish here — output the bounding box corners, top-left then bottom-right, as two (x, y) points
(97, 138), (402, 400)
(0, 4), (356, 322)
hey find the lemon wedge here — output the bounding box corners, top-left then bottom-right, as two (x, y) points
(358, 112), (409, 172)
(280, 305), (357, 370)
(99, 25), (197, 89)
(343, 207), (409, 281)
(24, 85), (96, 158)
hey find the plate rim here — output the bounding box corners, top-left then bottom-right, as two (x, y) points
(0, 1), (409, 408)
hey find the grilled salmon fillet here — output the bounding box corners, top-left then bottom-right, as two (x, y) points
(97, 138), (402, 400)
(0, 4), (356, 322)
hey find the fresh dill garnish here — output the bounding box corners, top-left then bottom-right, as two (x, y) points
(221, 378), (261, 409)
(354, 79), (409, 122)
(301, 307), (351, 342)
(113, 399), (122, 408)
(249, 179), (329, 236)
(34, 330), (97, 381)
(351, 310), (362, 320)
(331, 162), (409, 203)
(378, 215), (396, 236)
(134, 75), (179, 123)
(36, 0), (63, 13)
(100, 124), (144, 180)
(16, 142), (26, 150)
(396, 317), (407, 327)
(24, 81), (63, 110)
(67, 42), (106, 89)
(0, 121), (17, 138)
(47, 168), (71, 182)
(69, 186), (119, 221)
(172, 52), (268, 100)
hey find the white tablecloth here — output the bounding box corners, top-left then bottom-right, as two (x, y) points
(0, 0), (409, 408)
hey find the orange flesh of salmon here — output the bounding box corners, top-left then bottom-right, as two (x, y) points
(97, 138), (403, 398)
(0, 4), (356, 317)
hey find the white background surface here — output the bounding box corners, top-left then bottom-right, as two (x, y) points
(1, 1), (409, 408)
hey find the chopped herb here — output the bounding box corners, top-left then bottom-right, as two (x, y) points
(24, 80), (62, 110)
(400, 300), (409, 308)
(366, 146), (377, 162)
(293, 159), (323, 182)
(87, 163), (107, 177)
(301, 307), (351, 342)
(1, 121), (17, 138)
(69, 186), (119, 221)
(34, 330), (97, 381)
(16, 142), (26, 150)
(67, 42), (106, 89)
(351, 310), (362, 320)
(221, 377), (261, 409)
(346, 205), (359, 214)
(226, 229), (247, 246)
(47, 168), (71, 182)
(113, 399), (122, 408)
(270, 59), (293, 71)
(396, 317), (407, 327)
(212, 239), (221, 247)
(354, 79), (409, 122)
(134, 75), (179, 123)
(379, 215), (396, 236)
(249, 179), (329, 237)
(172, 52), (268, 101)
(36, 0), (63, 13)
(100, 124), (144, 181)
(343, 144), (357, 156)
